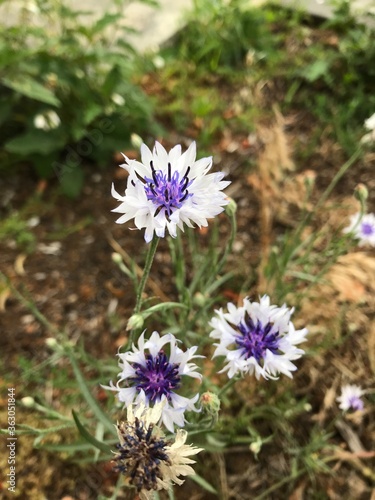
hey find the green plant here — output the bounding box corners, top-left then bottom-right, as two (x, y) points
(0, 0), (158, 196)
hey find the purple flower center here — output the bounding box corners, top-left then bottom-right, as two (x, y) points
(235, 314), (280, 362)
(130, 350), (181, 403)
(144, 161), (193, 216)
(361, 222), (374, 236)
(348, 396), (364, 411)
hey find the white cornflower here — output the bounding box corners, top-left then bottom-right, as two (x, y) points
(364, 113), (375, 131)
(111, 141), (230, 243)
(103, 331), (203, 432)
(33, 110), (60, 131)
(343, 212), (375, 247)
(113, 401), (203, 500)
(361, 112), (375, 144)
(210, 295), (308, 380)
(337, 384), (364, 411)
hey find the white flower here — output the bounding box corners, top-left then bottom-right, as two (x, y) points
(364, 113), (375, 131)
(337, 384), (364, 411)
(103, 331), (203, 432)
(33, 110), (60, 131)
(210, 295), (308, 380)
(111, 93), (125, 106)
(361, 112), (375, 144)
(343, 212), (375, 247)
(111, 141), (230, 243)
(114, 401), (203, 500)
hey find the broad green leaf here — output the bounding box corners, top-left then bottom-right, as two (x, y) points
(302, 60), (330, 83)
(4, 131), (66, 155)
(92, 13), (119, 35)
(1, 76), (61, 106)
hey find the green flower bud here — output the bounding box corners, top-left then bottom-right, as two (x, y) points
(354, 183), (369, 204)
(111, 252), (123, 265)
(21, 396), (35, 408)
(131, 133), (143, 150)
(126, 313), (144, 331)
(45, 337), (58, 349)
(225, 197), (237, 217)
(200, 392), (221, 418)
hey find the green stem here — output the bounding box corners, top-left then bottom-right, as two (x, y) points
(127, 236), (159, 347)
(278, 146), (362, 282)
(218, 376), (239, 398)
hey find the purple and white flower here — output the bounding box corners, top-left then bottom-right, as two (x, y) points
(337, 384), (364, 412)
(210, 295), (308, 380)
(103, 331), (202, 432)
(111, 141), (230, 243)
(343, 212), (375, 247)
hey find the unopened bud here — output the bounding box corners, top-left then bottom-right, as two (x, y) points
(303, 170), (316, 191)
(21, 396), (35, 408)
(126, 313), (144, 331)
(131, 133), (143, 150)
(111, 252), (123, 265)
(354, 183), (368, 204)
(250, 439), (262, 456)
(193, 292), (206, 308)
(200, 392), (221, 418)
(45, 337), (58, 349)
(225, 197), (237, 217)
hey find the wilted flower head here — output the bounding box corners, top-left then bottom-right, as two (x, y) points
(113, 401), (203, 500)
(337, 384), (364, 412)
(210, 295), (308, 380)
(103, 331), (202, 432)
(343, 212), (375, 247)
(111, 141), (230, 242)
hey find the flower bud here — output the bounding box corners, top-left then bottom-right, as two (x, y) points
(45, 337), (58, 349)
(126, 313), (144, 331)
(130, 133), (143, 150)
(200, 392), (221, 419)
(111, 252), (123, 265)
(21, 396), (35, 408)
(303, 170), (316, 192)
(354, 183), (369, 204)
(225, 197), (237, 217)
(250, 439), (262, 456)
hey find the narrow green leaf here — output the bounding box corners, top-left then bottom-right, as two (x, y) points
(72, 410), (113, 454)
(68, 352), (116, 434)
(189, 474), (217, 494)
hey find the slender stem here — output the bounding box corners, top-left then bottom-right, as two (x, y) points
(277, 146), (362, 282)
(314, 146), (362, 214)
(134, 236), (160, 315)
(218, 376), (239, 398)
(127, 236), (159, 347)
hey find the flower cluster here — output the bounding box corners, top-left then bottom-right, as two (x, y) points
(104, 331), (202, 432)
(210, 295), (308, 380)
(343, 212), (375, 247)
(107, 140), (313, 497)
(113, 402), (203, 500)
(112, 141), (230, 243)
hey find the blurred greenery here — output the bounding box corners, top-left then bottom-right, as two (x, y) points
(0, 0), (158, 196)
